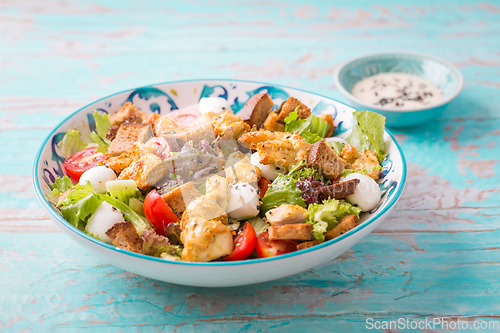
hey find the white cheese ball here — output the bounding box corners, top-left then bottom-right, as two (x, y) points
(226, 182), (260, 219)
(85, 201), (125, 243)
(198, 97), (232, 114)
(342, 173), (381, 212)
(79, 166), (117, 193)
(250, 152), (286, 181)
(325, 137), (348, 145)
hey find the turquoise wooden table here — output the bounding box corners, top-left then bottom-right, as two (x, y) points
(1, 1), (500, 332)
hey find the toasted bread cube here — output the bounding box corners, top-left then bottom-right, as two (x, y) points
(109, 102), (145, 126)
(118, 153), (169, 189)
(324, 215), (359, 241)
(262, 110), (286, 132)
(107, 123), (154, 157)
(165, 123), (216, 148)
(161, 182), (202, 217)
(318, 179), (359, 202)
(276, 97), (311, 122)
(319, 113), (334, 137)
(105, 221), (143, 253)
(238, 92), (274, 128)
(307, 140), (345, 179)
(268, 223), (313, 241)
(297, 240), (322, 251)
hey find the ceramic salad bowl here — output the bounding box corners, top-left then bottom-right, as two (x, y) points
(33, 79), (407, 287)
(334, 51), (464, 128)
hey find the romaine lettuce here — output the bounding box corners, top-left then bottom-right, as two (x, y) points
(247, 217), (269, 235)
(57, 129), (89, 158)
(261, 174), (306, 213)
(90, 111), (112, 153)
(284, 110), (331, 144)
(346, 111), (386, 162)
(49, 176), (73, 198)
(58, 182), (102, 229)
(307, 199), (361, 241)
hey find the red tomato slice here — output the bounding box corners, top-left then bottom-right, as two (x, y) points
(258, 177), (271, 199)
(63, 146), (106, 181)
(256, 231), (298, 258)
(168, 108), (200, 128)
(223, 222), (257, 261)
(144, 190), (179, 236)
(149, 137), (172, 160)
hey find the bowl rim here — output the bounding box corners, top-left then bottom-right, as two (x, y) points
(333, 51), (464, 113)
(33, 78), (407, 267)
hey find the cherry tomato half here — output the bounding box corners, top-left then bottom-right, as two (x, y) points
(256, 231), (298, 258)
(258, 177), (271, 199)
(144, 190), (179, 236)
(63, 146), (106, 181)
(223, 222), (257, 261)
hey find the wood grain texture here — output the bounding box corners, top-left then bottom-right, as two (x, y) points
(1, 0), (499, 331)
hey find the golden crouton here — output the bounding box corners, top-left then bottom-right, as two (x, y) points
(268, 223), (313, 241)
(297, 240), (322, 251)
(238, 92), (274, 128)
(276, 97), (311, 122)
(107, 123), (154, 157)
(161, 182), (202, 217)
(324, 215), (359, 241)
(105, 221), (143, 253)
(307, 140), (345, 179)
(109, 102), (145, 126)
(118, 153), (169, 189)
(262, 111), (285, 132)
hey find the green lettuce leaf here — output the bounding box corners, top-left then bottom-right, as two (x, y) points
(50, 176), (73, 198)
(284, 110), (331, 144)
(261, 174), (306, 213)
(58, 182), (102, 229)
(346, 110), (386, 162)
(247, 217), (269, 235)
(307, 199), (361, 241)
(142, 229), (182, 258)
(341, 165), (384, 178)
(107, 189), (142, 205)
(57, 129), (89, 158)
(326, 141), (344, 155)
(100, 194), (150, 234)
(89, 111), (112, 153)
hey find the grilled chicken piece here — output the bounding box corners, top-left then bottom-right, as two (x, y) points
(181, 219), (233, 262)
(239, 130), (311, 169)
(181, 195), (227, 228)
(340, 144), (381, 180)
(212, 111), (250, 140)
(205, 175), (230, 211)
(265, 204), (308, 226)
(225, 151), (261, 184)
(117, 153), (169, 189)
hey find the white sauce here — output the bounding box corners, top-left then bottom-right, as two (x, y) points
(351, 73), (443, 109)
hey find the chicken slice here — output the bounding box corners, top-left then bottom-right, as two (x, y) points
(205, 175), (230, 211)
(212, 111), (250, 140)
(265, 204), (308, 226)
(181, 219), (233, 262)
(225, 151), (261, 184)
(239, 131), (311, 169)
(340, 144), (381, 180)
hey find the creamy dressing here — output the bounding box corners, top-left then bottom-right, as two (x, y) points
(351, 73), (443, 109)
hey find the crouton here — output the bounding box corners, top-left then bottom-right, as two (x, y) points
(318, 179), (359, 201)
(307, 140), (345, 179)
(262, 111), (285, 132)
(118, 153), (169, 189)
(324, 215), (359, 241)
(161, 182), (202, 217)
(212, 111), (250, 140)
(297, 240), (322, 251)
(238, 92), (274, 128)
(109, 102), (145, 126)
(107, 123), (154, 157)
(319, 113), (334, 137)
(268, 223), (313, 241)
(106, 154), (135, 174)
(165, 123), (216, 148)
(105, 221), (143, 253)
(153, 115), (185, 137)
(265, 204), (308, 226)
(276, 97), (311, 122)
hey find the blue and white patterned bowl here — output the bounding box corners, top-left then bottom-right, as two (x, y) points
(33, 79), (407, 287)
(334, 52), (464, 128)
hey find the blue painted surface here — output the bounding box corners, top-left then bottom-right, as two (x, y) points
(1, 0), (500, 332)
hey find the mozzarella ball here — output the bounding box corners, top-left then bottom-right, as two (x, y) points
(250, 152), (286, 181)
(226, 182), (260, 219)
(325, 137), (348, 145)
(85, 202), (125, 243)
(198, 97), (232, 114)
(79, 166), (117, 193)
(342, 173), (381, 212)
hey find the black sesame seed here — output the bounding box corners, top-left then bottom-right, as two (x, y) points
(242, 184), (247, 187)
